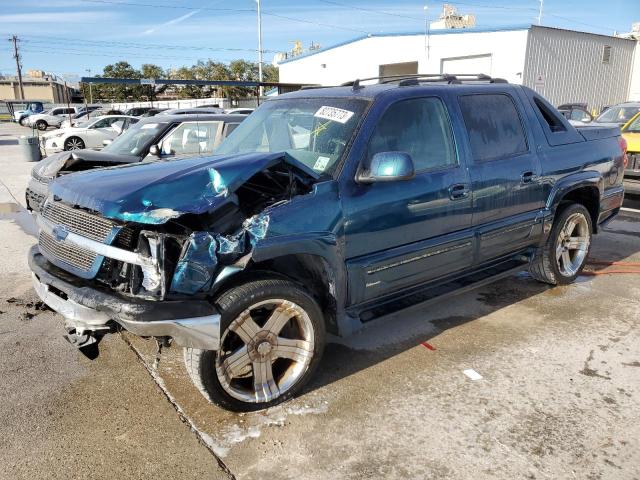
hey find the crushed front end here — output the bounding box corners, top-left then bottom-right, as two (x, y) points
(28, 152), (319, 353)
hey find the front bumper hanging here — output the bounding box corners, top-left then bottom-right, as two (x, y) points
(29, 246), (221, 350)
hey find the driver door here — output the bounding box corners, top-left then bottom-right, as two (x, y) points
(342, 96), (474, 305)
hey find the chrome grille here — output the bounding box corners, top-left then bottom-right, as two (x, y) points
(42, 201), (116, 242)
(39, 231), (97, 272)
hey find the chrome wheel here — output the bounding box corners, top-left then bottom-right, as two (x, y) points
(215, 299), (315, 404)
(65, 138), (84, 150)
(556, 212), (590, 277)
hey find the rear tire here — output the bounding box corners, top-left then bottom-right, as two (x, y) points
(529, 203), (592, 285)
(184, 278), (326, 412)
(36, 120), (48, 131)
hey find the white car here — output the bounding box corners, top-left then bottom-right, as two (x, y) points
(27, 106), (81, 131)
(40, 115), (139, 153)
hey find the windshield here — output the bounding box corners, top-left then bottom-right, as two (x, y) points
(215, 97), (369, 175)
(623, 113), (640, 133)
(103, 121), (168, 156)
(595, 105), (640, 124)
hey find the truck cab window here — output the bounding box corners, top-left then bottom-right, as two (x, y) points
(368, 97), (457, 171)
(534, 97), (567, 132)
(459, 94), (528, 161)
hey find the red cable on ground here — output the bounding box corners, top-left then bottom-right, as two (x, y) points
(588, 260), (640, 267)
(582, 270), (640, 275)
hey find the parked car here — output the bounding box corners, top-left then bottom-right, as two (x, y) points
(26, 114), (247, 212)
(27, 75), (625, 411)
(558, 103), (592, 123)
(13, 101), (45, 125)
(27, 106), (82, 130)
(139, 108), (166, 117)
(225, 108), (255, 115)
(159, 107), (224, 115)
(621, 112), (640, 195)
(592, 102), (640, 126)
(124, 107), (154, 116)
(39, 115), (139, 154)
(60, 107), (108, 128)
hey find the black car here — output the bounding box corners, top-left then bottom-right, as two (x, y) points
(26, 113), (247, 212)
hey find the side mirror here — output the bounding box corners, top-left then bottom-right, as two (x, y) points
(357, 151), (415, 184)
(149, 144), (161, 157)
(102, 139), (112, 146)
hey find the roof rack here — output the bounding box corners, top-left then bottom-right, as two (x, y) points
(341, 73), (508, 89)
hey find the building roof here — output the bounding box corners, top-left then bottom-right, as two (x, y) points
(277, 24), (531, 65)
(277, 23), (637, 65)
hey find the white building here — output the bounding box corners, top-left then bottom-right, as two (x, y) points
(277, 25), (640, 112)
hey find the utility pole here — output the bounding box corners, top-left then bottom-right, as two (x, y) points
(256, 0), (263, 99)
(85, 69), (93, 104)
(537, 0), (544, 25)
(10, 35), (25, 100)
(424, 3), (430, 63)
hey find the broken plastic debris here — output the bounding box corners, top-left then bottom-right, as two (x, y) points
(243, 212), (270, 245)
(170, 232), (218, 294)
(463, 369), (483, 381)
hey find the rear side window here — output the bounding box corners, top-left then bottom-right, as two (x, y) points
(534, 97), (567, 132)
(459, 94), (528, 162)
(368, 97), (457, 171)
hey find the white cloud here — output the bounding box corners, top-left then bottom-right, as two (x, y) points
(142, 10), (200, 35)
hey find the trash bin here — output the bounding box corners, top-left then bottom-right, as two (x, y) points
(19, 135), (41, 162)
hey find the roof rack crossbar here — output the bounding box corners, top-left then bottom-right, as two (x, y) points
(341, 73), (508, 88)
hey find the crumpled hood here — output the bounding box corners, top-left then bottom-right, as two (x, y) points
(34, 150), (137, 181)
(49, 152), (319, 224)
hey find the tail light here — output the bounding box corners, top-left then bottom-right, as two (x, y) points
(619, 136), (628, 168)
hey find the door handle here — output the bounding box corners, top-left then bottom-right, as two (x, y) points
(449, 183), (470, 200)
(521, 171), (537, 184)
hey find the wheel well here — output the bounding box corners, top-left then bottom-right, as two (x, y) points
(558, 186), (599, 231)
(212, 254), (339, 335)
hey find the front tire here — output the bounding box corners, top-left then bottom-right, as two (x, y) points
(35, 120), (48, 131)
(184, 278), (326, 412)
(529, 203), (592, 285)
(64, 137), (85, 151)
(18, 116), (27, 126)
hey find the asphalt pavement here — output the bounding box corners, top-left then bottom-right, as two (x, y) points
(1, 122), (639, 479)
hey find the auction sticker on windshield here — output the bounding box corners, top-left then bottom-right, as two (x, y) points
(314, 106), (354, 124)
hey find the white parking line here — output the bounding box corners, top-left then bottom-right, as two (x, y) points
(621, 207), (640, 214)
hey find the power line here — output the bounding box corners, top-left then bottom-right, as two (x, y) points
(17, 35), (279, 54)
(315, 0), (423, 21)
(80, 0), (253, 13)
(19, 47), (231, 62)
(79, 0), (371, 34)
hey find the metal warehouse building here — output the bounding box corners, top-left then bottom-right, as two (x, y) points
(277, 25), (640, 111)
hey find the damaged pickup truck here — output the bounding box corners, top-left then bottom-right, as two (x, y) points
(29, 75), (626, 411)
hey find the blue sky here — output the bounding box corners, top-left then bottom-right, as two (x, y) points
(0, 0), (637, 82)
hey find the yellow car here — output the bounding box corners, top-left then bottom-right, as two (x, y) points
(622, 112), (640, 193)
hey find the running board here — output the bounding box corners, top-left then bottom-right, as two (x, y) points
(355, 258), (530, 322)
